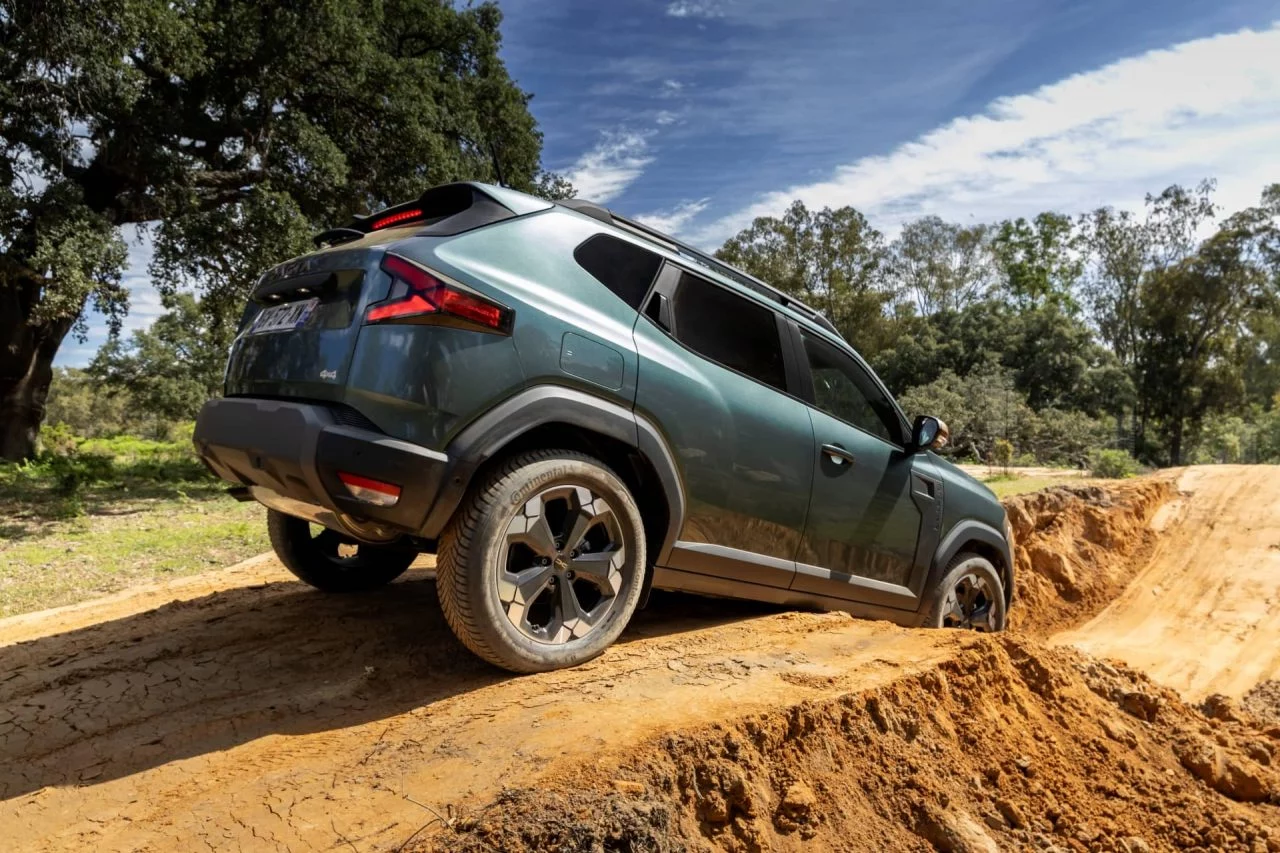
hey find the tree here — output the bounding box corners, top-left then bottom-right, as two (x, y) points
(1, 0), (561, 460)
(898, 367), (1037, 462)
(991, 212), (1082, 311)
(43, 367), (141, 438)
(1134, 187), (1280, 464)
(90, 294), (225, 424)
(715, 200), (891, 352)
(1080, 181), (1217, 370)
(888, 216), (996, 317)
(1080, 182), (1219, 456)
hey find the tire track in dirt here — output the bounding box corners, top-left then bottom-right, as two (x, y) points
(1055, 465), (1280, 700)
(0, 557), (965, 852)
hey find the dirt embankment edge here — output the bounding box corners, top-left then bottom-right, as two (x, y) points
(1004, 478), (1174, 637)
(422, 637), (1280, 852)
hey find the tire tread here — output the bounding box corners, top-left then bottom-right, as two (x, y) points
(435, 449), (637, 673)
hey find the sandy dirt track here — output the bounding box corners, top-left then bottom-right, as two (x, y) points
(4, 465), (1280, 851)
(1056, 465), (1280, 700)
(0, 556), (967, 852)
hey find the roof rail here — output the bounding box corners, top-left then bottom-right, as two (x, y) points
(604, 211), (841, 336)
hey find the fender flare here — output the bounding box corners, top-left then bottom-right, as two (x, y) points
(929, 519), (1015, 606)
(419, 385), (686, 567)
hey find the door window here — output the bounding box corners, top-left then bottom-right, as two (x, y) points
(802, 334), (901, 444)
(670, 271), (786, 391)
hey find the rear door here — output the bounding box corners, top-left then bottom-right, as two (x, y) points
(633, 264), (813, 589)
(789, 326), (943, 609)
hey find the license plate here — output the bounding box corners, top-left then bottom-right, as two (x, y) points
(250, 298), (319, 335)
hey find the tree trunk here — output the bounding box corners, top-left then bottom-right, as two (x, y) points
(0, 307), (76, 462)
(1168, 417), (1184, 467)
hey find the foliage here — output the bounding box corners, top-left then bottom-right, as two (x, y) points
(899, 368), (1032, 462)
(715, 200), (891, 352)
(43, 367), (189, 440)
(990, 212), (1082, 311)
(1258, 401), (1280, 464)
(714, 178), (1280, 470)
(887, 217), (996, 317)
(90, 294), (225, 422)
(0, 0), (566, 459)
(991, 438), (1014, 473)
(7, 424), (210, 516)
(1132, 186), (1280, 464)
(1090, 449), (1142, 479)
(898, 367), (1112, 467)
(870, 299), (1131, 419)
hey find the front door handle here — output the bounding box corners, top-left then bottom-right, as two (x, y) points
(821, 443), (856, 466)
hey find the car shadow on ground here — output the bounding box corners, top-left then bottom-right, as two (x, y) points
(0, 570), (781, 800)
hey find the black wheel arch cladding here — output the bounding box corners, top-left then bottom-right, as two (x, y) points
(421, 385), (686, 568)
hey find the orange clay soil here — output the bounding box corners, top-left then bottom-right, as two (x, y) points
(4, 465), (1280, 852)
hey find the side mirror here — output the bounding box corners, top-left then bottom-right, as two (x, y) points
(911, 415), (950, 452)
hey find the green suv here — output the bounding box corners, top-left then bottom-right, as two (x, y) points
(194, 182), (1014, 673)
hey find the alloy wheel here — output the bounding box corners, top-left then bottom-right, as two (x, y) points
(941, 571), (998, 631)
(496, 485), (627, 644)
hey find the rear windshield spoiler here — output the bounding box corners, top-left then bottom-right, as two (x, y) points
(312, 183), (519, 249)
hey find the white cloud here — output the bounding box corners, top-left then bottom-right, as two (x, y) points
(563, 130), (655, 203)
(660, 78), (685, 98)
(666, 1), (725, 19)
(635, 198), (711, 238)
(688, 24), (1280, 247)
(655, 110), (680, 126)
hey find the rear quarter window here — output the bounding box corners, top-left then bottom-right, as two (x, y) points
(574, 234), (663, 310)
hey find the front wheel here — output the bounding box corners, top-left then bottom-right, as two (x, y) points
(435, 450), (647, 673)
(267, 510), (416, 593)
(921, 553), (1007, 632)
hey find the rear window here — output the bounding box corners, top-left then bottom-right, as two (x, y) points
(670, 271), (786, 391)
(574, 235), (663, 310)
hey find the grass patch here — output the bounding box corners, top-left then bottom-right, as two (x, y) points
(983, 474), (1096, 499)
(0, 431), (270, 618)
(0, 495), (267, 618)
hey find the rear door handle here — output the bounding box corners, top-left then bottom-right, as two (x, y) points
(821, 443), (856, 466)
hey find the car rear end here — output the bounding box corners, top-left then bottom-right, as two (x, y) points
(193, 183), (547, 545)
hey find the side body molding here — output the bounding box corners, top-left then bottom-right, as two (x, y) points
(419, 385), (686, 566)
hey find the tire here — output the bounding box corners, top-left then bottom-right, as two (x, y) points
(921, 552), (1007, 632)
(436, 449), (647, 673)
(267, 509), (416, 593)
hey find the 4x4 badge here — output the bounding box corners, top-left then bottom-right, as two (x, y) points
(319, 369), (337, 380)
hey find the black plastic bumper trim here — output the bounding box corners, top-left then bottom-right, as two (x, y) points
(194, 397), (447, 534)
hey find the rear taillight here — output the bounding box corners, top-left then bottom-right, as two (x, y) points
(338, 472), (401, 507)
(366, 255), (512, 333)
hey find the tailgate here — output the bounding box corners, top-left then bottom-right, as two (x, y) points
(224, 240), (394, 402)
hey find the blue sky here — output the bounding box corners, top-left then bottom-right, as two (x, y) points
(57, 0), (1280, 366)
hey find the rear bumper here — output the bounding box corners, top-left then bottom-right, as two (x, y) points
(193, 397), (448, 535)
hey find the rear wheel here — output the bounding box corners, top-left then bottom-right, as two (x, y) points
(267, 509), (416, 592)
(436, 450), (647, 673)
(922, 553), (1007, 632)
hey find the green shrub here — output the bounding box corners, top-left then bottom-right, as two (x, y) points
(991, 438), (1014, 472)
(1090, 449), (1141, 479)
(13, 425), (212, 502)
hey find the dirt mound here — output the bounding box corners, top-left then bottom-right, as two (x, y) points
(1004, 478), (1173, 636)
(422, 637), (1280, 853)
